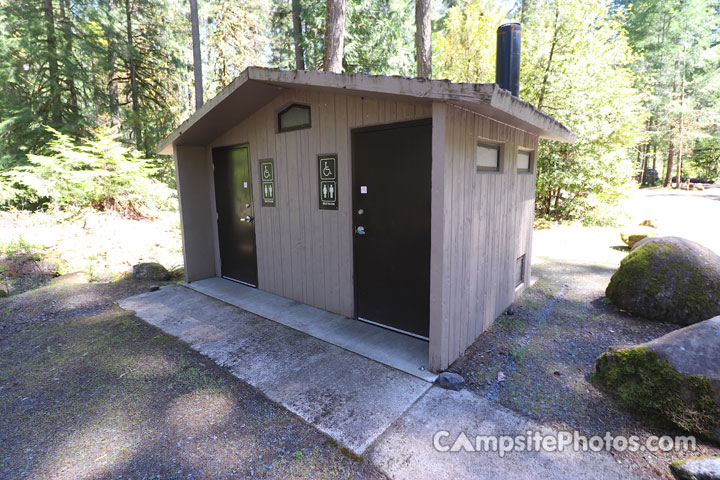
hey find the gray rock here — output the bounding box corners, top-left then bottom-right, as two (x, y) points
(645, 317), (720, 395)
(671, 456), (720, 480)
(437, 372), (464, 391)
(148, 285), (160, 292)
(596, 316), (720, 443)
(645, 316), (720, 442)
(132, 262), (170, 281)
(606, 236), (720, 325)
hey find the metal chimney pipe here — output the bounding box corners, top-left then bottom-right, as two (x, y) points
(496, 23), (521, 97)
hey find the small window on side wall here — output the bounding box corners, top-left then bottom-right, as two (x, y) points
(517, 149), (534, 173)
(278, 104), (311, 132)
(476, 141), (502, 172)
(515, 254), (526, 287)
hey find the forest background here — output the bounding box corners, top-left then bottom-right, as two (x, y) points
(0, 0), (718, 224)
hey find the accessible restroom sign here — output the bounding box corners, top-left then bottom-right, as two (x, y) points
(318, 154), (338, 210)
(260, 159), (276, 206)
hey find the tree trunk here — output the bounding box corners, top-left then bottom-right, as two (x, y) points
(652, 144), (657, 185)
(291, 0), (305, 70)
(537, 3), (559, 111)
(107, 0), (119, 126)
(323, 0), (345, 73)
(125, 0), (141, 148)
(520, 0), (530, 24)
(664, 58), (679, 188)
(415, 0), (431, 78)
(664, 141), (674, 187)
(189, 0), (203, 109)
(676, 53), (686, 189)
(676, 144), (683, 189)
(42, 0), (61, 123)
(639, 145), (647, 186)
(58, 0), (78, 114)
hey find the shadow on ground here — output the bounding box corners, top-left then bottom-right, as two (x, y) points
(450, 255), (720, 479)
(0, 277), (382, 480)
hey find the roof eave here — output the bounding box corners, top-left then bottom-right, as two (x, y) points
(156, 69), (254, 155)
(488, 85), (576, 143)
(156, 67), (576, 156)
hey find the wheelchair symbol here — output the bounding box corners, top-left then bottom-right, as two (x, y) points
(322, 163), (332, 177)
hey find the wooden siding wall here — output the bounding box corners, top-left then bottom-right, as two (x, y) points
(430, 103), (539, 371)
(174, 145), (217, 282)
(208, 89), (432, 318)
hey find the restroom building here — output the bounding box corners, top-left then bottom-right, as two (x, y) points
(158, 66), (575, 371)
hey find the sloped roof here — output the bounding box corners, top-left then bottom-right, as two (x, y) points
(157, 67), (576, 155)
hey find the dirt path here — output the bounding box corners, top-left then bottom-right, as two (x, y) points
(451, 188), (720, 479)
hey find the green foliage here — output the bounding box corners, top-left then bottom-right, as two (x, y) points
(618, 0), (720, 186)
(434, 1), (508, 82)
(0, 0), (194, 164)
(686, 136), (720, 181)
(1, 0), (717, 224)
(1, 127), (175, 217)
(270, 0), (415, 75)
(204, 0), (271, 97)
(593, 346), (720, 437)
(436, 0), (646, 224)
(524, 0), (646, 224)
(0, 235), (43, 259)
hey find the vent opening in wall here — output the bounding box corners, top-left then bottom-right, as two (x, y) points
(278, 104), (311, 132)
(476, 141), (502, 172)
(517, 149), (533, 173)
(515, 254), (526, 287)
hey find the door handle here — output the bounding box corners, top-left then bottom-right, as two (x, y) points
(244, 215), (254, 222)
(355, 226), (366, 235)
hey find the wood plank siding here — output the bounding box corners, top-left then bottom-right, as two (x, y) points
(207, 89), (432, 318)
(174, 145), (217, 282)
(429, 103), (538, 370)
(176, 90), (539, 372)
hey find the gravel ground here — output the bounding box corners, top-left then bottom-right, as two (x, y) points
(450, 191), (720, 480)
(0, 275), (385, 480)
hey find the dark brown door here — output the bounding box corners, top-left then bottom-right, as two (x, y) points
(213, 145), (258, 287)
(352, 119), (432, 338)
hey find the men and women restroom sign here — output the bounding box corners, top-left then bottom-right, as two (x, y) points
(260, 159), (276, 206)
(318, 154), (338, 210)
(258, 154), (338, 210)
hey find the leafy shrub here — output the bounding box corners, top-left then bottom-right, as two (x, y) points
(1, 127), (175, 218)
(434, 0), (646, 226)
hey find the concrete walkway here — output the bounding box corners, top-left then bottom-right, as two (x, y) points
(120, 286), (430, 454)
(120, 286), (637, 479)
(186, 277), (435, 381)
(367, 388), (635, 480)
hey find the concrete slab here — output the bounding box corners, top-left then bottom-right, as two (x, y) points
(366, 386), (638, 480)
(186, 277), (436, 382)
(119, 286), (431, 454)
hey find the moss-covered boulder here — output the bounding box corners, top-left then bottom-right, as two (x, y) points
(132, 262), (170, 281)
(594, 316), (720, 443)
(606, 236), (720, 325)
(620, 228), (657, 248)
